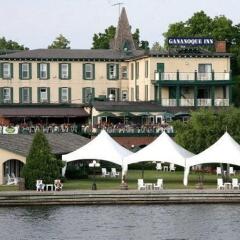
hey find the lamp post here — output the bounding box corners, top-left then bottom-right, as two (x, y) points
(89, 160), (100, 190)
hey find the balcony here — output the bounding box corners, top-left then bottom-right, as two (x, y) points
(180, 99), (194, 106)
(161, 99), (177, 106)
(214, 99), (229, 106)
(197, 99), (212, 106)
(154, 71), (231, 81)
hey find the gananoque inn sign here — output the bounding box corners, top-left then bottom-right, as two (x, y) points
(168, 37), (214, 46)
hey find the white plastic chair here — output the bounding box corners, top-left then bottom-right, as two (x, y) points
(153, 179), (163, 190)
(36, 180), (45, 191)
(101, 168), (110, 177)
(138, 179), (146, 190)
(216, 167), (222, 175)
(6, 174), (17, 185)
(156, 163), (162, 171)
(169, 163), (176, 172)
(229, 167), (236, 176)
(111, 168), (120, 178)
(232, 178), (239, 190)
(217, 178), (224, 190)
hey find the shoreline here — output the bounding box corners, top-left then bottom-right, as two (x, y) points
(1, 189), (240, 206)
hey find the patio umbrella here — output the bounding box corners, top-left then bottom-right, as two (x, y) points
(118, 112), (136, 124)
(96, 112), (116, 117)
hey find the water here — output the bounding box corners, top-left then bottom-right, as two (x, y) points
(0, 204), (239, 240)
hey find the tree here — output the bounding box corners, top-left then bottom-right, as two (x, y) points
(173, 108), (240, 154)
(22, 131), (63, 190)
(0, 36), (27, 50)
(151, 42), (163, 51)
(48, 34), (71, 49)
(92, 26), (149, 50)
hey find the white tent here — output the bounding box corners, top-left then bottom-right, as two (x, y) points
(184, 132), (240, 185)
(62, 130), (132, 181)
(124, 131), (194, 167)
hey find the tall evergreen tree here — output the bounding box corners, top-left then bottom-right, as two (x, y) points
(22, 132), (63, 190)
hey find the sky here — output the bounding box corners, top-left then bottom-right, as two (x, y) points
(0, 0), (239, 49)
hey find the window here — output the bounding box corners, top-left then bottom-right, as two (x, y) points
(60, 64), (69, 79)
(145, 61), (148, 78)
(22, 88), (30, 103)
(122, 90), (128, 101)
(3, 63), (11, 79)
(107, 64), (118, 80)
(107, 88), (119, 101)
(84, 64), (94, 80)
(198, 64), (212, 80)
(40, 63), (48, 79)
(121, 66), (128, 79)
(21, 63), (30, 79)
(40, 88), (48, 103)
(3, 88), (11, 103)
(83, 87), (94, 103)
(61, 88), (69, 103)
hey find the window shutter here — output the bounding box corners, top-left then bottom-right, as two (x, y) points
(59, 88), (62, 103)
(10, 87), (13, 103)
(83, 64), (86, 80)
(117, 88), (120, 101)
(92, 64), (95, 80)
(68, 88), (71, 103)
(82, 88), (86, 103)
(0, 63), (2, 78)
(10, 63), (14, 78)
(37, 63), (40, 78)
(19, 63), (23, 80)
(91, 88), (95, 99)
(68, 63), (71, 80)
(19, 87), (22, 103)
(29, 63), (32, 79)
(107, 64), (110, 80)
(37, 87), (40, 103)
(47, 87), (50, 103)
(29, 87), (32, 103)
(0, 88), (3, 103)
(59, 63), (62, 79)
(47, 63), (50, 79)
(116, 64), (119, 80)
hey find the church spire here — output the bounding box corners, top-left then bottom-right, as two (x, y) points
(111, 7), (136, 51)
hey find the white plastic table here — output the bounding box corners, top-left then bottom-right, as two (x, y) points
(46, 184), (54, 191)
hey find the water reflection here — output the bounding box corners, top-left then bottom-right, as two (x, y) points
(0, 205), (239, 240)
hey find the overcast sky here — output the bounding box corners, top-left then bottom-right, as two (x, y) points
(0, 0), (239, 49)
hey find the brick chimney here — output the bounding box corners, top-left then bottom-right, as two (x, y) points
(215, 41), (226, 53)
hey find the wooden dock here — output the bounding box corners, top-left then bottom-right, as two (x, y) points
(1, 190), (240, 206)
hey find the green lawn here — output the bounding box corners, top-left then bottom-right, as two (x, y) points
(63, 170), (228, 190)
(0, 170), (236, 191)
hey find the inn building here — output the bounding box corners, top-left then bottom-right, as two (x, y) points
(0, 8), (232, 110)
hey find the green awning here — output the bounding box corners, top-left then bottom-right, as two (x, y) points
(118, 112), (136, 117)
(97, 112), (116, 117)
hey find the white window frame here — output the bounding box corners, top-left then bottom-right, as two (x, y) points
(22, 63), (30, 79)
(61, 88), (69, 103)
(22, 88), (30, 103)
(40, 88), (48, 103)
(40, 63), (48, 79)
(85, 64), (93, 79)
(122, 90), (128, 101)
(3, 88), (11, 103)
(3, 63), (11, 79)
(61, 64), (69, 79)
(109, 64), (117, 79)
(121, 66), (128, 79)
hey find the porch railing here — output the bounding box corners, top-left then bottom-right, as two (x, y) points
(214, 99), (229, 106)
(161, 98), (177, 106)
(197, 98), (212, 106)
(180, 99), (194, 106)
